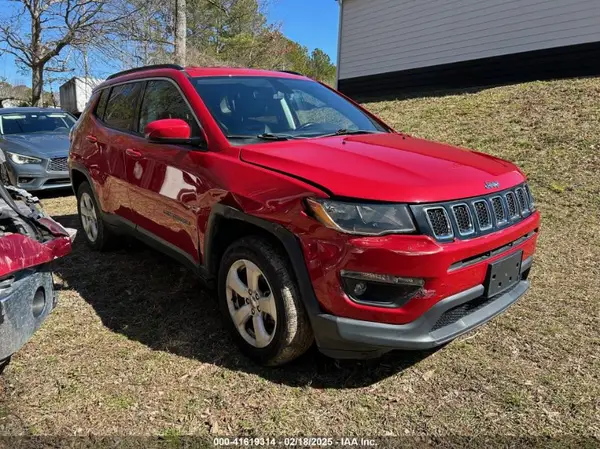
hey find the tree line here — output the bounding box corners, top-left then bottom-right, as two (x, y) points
(0, 0), (337, 106)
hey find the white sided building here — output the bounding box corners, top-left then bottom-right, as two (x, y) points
(336, 0), (600, 98)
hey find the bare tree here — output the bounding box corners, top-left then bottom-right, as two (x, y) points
(174, 0), (186, 65)
(0, 0), (133, 106)
(113, 0), (175, 67)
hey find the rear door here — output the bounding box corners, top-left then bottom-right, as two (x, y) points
(124, 79), (207, 266)
(99, 82), (144, 223)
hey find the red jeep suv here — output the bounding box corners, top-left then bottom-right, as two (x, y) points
(69, 64), (540, 366)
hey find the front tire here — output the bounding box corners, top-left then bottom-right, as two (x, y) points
(76, 182), (115, 251)
(218, 236), (314, 366)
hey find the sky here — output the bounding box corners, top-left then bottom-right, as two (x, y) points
(268, 0), (339, 62)
(0, 0), (340, 88)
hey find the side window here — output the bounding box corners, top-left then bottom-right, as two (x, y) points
(94, 89), (109, 120)
(104, 82), (143, 131)
(138, 80), (200, 136)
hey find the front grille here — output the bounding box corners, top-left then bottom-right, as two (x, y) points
(432, 281), (522, 331)
(505, 192), (519, 219)
(48, 157), (68, 172)
(490, 196), (506, 225)
(425, 207), (453, 239)
(524, 184), (535, 210)
(473, 200), (492, 230)
(44, 178), (70, 186)
(432, 294), (497, 331)
(515, 187), (528, 214)
(451, 204), (474, 235)
(413, 183), (534, 241)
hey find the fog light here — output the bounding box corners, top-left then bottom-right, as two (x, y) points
(340, 270), (425, 308)
(341, 270), (424, 287)
(353, 282), (367, 296)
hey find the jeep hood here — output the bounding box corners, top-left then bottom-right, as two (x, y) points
(240, 133), (525, 203)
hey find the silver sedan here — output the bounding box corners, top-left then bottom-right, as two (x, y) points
(0, 107), (76, 191)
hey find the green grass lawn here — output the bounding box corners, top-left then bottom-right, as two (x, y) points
(0, 77), (598, 442)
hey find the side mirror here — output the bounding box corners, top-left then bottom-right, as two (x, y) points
(144, 119), (203, 146)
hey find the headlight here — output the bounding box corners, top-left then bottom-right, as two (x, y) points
(306, 198), (416, 236)
(5, 152), (42, 165)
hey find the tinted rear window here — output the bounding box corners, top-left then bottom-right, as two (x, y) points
(104, 83), (143, 131)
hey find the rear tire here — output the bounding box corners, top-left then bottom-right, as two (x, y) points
(218, 236), (314, 366)
(76, 182), (115, 251)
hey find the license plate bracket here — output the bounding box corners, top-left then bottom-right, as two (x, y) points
(484, 250), (523, 298)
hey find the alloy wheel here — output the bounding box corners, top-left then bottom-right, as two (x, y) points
(79, 192), (98, 242)
(225, 259), (277, 348)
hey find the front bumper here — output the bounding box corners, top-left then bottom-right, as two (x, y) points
(0, 269), (56, 360)
(300, 211), (540, 325)
(313, 258), (531, 359)
(5, 160), (71, 191)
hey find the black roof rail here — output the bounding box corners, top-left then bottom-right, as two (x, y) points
(279, 70), (304, 76)
(106, 64), (185, 80)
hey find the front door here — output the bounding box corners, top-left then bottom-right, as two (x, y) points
(124, 79), (208, 266)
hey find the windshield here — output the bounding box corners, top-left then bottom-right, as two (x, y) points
(0, 112), (76, 135)
(192, 76), (388, 142)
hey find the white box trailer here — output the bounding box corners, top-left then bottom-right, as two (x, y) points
(59, 77), (104, 116)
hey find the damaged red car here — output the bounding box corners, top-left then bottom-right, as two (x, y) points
(0, 169), (73, 373)
(69, 65), (540, 366)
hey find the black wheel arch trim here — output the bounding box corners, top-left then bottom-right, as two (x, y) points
(69, 163), (101, 206)
(203, 203), (323, 319)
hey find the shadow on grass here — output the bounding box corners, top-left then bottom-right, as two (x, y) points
(53, 213), (436, 389)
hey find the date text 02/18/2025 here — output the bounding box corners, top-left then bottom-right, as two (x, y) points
(212, 437), (378, 447)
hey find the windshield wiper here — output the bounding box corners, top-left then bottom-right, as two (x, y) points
(227, 130), (379, 142)
(227, 133), (297, 141)
(319, 129), (381, 138)
(257, 133), (297, 141)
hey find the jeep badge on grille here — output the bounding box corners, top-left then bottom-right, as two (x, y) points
(485, 181), (500, 189)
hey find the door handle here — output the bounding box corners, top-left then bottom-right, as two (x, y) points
(125, 148), (142, 158)
(86, 135), (98, 144)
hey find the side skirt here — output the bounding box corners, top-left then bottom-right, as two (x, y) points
(102, 213), (213, 286)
